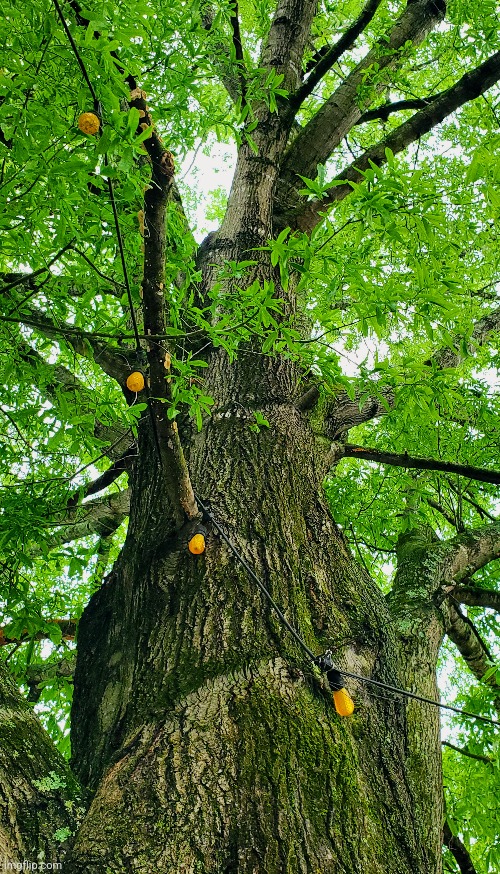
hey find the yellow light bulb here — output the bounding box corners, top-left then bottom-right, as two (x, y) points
(77, 112), (100, 135)
(126, 371), (145, 392)
(332, 687), (354, 717)
(188, 533), (205, 555)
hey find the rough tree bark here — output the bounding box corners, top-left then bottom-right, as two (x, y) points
(65, 2), (454, 870)
(3, 0), (500, 872)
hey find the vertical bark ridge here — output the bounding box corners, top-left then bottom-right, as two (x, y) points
(70, 392), (436, 873)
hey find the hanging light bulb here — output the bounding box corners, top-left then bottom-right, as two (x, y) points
(317, 651), (354, 717)
(126, 371), (145, 392)
(332, 686), (355, 717)
(188, 525), (207, 555)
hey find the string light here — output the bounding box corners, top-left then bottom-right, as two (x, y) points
(196, 496), (499, 727)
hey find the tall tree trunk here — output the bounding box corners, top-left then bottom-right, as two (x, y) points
(65, 17), (446, 863)
(66, 350), (443, 873)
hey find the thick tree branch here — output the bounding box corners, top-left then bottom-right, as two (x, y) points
(441, 521), (500, 583)
(2, 304), (129, 384)
(65, 0), (199, 525)
(141, 150), (198, 524)
(442, 740), (493, 765)
(443, 820), (478, 874)
(292, 0), (384, 108)
(390, 521), (500, 628)
(276, 0), (446, 228)
(0, 660), (78, 853)
(290, 48), (500, 232)
(324, 386), (395, 436)
(453, 585), (500, 613)
(67, 448), (134, 506)
(427, 499), (457, 529)
(259, 0), (317, 91)
(338, 444), (500, 485)
(355, 95), (439, 124)
(444, 602), (497, 686)
(313, 298), (500, 437)
(31, 489), (130, 553)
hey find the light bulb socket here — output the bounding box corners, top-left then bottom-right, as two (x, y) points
(316, 651), (346, 692)
(190, 524), (207, 540)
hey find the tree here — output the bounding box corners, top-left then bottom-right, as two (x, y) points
(1, 0), (500, 870)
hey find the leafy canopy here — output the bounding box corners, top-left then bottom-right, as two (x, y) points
(0, 0), (500, 868)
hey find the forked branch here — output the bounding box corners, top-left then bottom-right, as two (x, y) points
(289, 49), (500, 232)
(292, 0), (384, 108)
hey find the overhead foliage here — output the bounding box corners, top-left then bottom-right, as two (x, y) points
(1, 0), (500, 869)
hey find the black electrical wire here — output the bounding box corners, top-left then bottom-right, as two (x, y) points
(340, 669), (499, 727)
(196, 496), (317, 663)
(52, 0), (96, 100)
(52, 0), (142, 354)
(196, 496), (499, 728)
(104, 155), (142, 352)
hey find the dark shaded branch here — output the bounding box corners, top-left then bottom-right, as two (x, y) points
(201, 5), (245, 102)
(0, 619), (77, 647)
(443, 820), (478, 874)
(296, 384), (321, 411)
(3, 304), (129, 384)
(442, 740), (493, 765)
(276, 0), (446, 228)
(431, 304), (500, 369)
(70, 247), (124, 296)
(427, 499), (457, 529)
(292, 0), (384, 108)
(290, 48), (500, 232)
(0, 242), (74, 296)
(25, 656), (76, 703)
(66, 447), (135, 506)
(447, 480), (497, 523)
(0, 405), (34, 450)
(355, 95), (439, 124)
(453, 585), (500, 613)
(229, 0), (247, 105)
(340, 444), (500, 485)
